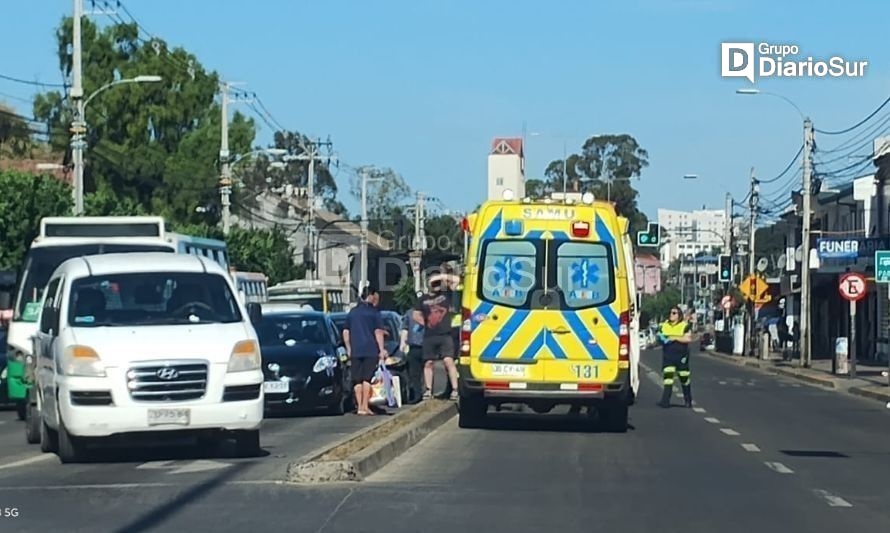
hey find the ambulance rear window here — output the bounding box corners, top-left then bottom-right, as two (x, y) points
(556, 242), (614, 309)
(479, 241), (536, 307)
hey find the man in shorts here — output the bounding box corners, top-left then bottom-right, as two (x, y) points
(343, 286), (388, 415)
(413, 275), (460, 400)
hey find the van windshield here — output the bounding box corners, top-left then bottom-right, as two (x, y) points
(477, 239), (616, 310)
(15, 244), (174, 320)
(68, 271), (242, 327)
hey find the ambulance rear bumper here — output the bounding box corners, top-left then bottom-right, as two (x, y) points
(459, 365), (628, 400)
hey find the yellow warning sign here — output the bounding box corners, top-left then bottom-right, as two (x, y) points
(739, 274), (771, 304)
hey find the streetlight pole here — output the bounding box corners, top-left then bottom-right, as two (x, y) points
(736, 88), (812, 367)
(70, 73), (163, 215)
(71, 0), (85, 215)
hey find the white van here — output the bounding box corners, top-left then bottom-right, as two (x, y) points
(32, 253), (264, 463)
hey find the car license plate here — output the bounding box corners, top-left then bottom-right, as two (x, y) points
(490, 364), (526, 378)
(147, 408), (190, 426)
(263, 381), (289, 394)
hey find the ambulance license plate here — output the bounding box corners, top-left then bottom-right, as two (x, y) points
(147, 408), (190, 426)
(490, 364), (526, 378)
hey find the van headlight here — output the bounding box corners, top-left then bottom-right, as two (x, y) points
(227, 340), (261, 372)
(312, 355), (338, 373)
(61, 345), (106, 377)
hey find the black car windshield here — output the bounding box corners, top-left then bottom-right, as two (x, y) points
(16, 244), (173, 319)
(257, 315), (329, 346)
(68, 271), (242, 327)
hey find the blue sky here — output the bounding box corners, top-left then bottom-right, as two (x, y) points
(1, 0), (888, 220)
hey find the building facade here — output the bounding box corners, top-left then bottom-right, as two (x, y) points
(634, 253), (662, 295)
(658, 208), (727, 264)
(488, 138), (525, 200)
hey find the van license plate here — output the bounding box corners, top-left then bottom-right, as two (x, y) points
(263, 381), (289, 394)
(491, 364), (526, 378)
(147, 408), (190, 426)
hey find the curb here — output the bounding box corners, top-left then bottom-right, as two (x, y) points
(704, 349), (890, 404)
(849, 386), (890, 404)
(773, 367), (837, 389)
(286, 401), (457, 483)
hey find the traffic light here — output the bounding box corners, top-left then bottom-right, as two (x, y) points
(718, 254), (732, 282)
(636, 223), (660, 247)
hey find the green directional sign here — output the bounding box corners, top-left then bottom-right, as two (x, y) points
(876, 250), (890, 283)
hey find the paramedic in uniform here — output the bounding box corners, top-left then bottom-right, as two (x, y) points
(657, 305), (693, 408)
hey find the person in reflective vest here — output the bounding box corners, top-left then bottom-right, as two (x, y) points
(657, 305), (693, 408)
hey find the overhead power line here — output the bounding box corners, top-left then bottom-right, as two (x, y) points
(815, 94), (890, 135)
(759, 145), (803, 184)
(0, 73), (65, 89)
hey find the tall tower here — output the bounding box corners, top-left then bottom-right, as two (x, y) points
(488, 137), (525, 200)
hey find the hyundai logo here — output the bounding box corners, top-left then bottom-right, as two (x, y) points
(156, 367), (179, 380)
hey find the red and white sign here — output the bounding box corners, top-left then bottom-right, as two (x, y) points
(721, 295), (732, 310)
(839, 272), (868, 302)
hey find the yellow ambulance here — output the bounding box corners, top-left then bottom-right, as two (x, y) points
(457, 191), (639, 431)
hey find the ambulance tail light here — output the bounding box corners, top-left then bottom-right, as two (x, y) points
(571, 221), (590, 238)
(618, 311), (630, 361)
(460, 217), (470, 233)
(460, 307), (472, 355)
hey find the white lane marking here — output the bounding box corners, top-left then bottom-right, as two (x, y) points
(675, 393), (685, 399)
(718, 381), (727, 385)
(704, 417), (720, 424)
(692, 407), (706, 413)
(741, 443), (761, 452)
(0, 480), (284, 491)
(169, 460), (231, 475)
(720, 428), (741, 436)
(813, 490), (852, 507)
(0, 421), (6, 425)
(0, 454), (55, 471)
(136, 460), (176, 470)
(765, 462), (794, 474)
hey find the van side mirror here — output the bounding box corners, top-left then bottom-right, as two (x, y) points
(246, 303), (262, 325)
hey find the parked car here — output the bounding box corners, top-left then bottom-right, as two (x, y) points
(256, 309), (351, 415)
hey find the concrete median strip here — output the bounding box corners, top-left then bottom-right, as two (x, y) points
(286, 400), (457, 483)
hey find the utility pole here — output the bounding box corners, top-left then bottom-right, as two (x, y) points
(724, 193), (733, 256)
(219, 81), (232, 236)
(71, 0), (85, 215)
(747, 168), (759, 356)
(360, 169), (370, 292)
(800, 118), (814, 368)
(289, 138), (334, 280)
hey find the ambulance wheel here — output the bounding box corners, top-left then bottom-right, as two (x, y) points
(600, 399), (629, 433)
(458, 394), (487, 429)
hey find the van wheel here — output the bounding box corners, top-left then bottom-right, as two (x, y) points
(40, 417), (58, 454)
(600, 399), (629, 433)
(458, 393), (487, 429)
(234, 430), (261, 457)
(25, 400), (40, 444)
(57, 420), (88, 463)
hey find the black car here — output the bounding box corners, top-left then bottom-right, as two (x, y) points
(256, 310), (351, 415)
(330, 310), (409, 403)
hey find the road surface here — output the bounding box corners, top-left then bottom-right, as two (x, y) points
(0, 349), (887, 532)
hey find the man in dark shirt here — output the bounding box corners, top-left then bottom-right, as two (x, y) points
(413, 276), (460, 400)
(343, 286), (387, 415)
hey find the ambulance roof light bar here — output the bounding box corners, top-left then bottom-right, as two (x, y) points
(502, 188), (515, 201)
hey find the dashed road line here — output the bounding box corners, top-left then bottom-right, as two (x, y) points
(718, 381), (727, 385)
(741, 443), (761, 452)
(813, 490), (852, 508)
(765, 462), (794, 474)
(692, 407), (706, 413)
(720, 428), (740, 436)
(0, 454), (55, 471)
(704, 417), (720, 424)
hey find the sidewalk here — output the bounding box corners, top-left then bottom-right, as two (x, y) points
(704, 348), (890, 405)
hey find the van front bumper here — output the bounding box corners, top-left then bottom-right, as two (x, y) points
(57, 371), (264, 438)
